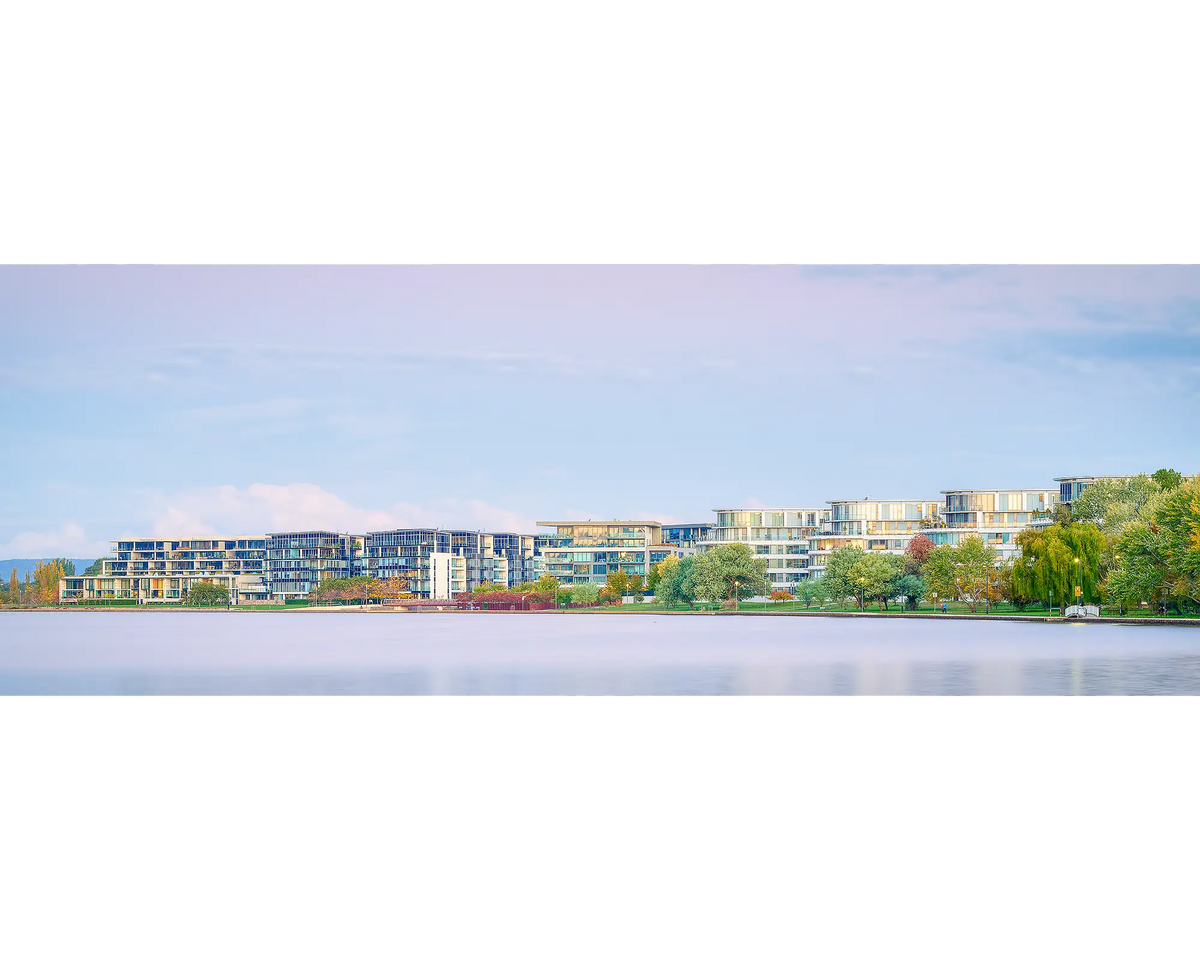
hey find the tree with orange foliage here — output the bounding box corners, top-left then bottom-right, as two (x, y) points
(31, 559), (67, 606)
(903, 534), (935, 574)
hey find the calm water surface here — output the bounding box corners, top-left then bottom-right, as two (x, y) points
(2, 611), (1199, 695)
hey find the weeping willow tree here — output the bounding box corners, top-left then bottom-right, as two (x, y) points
(1012, 523), (1105, 610)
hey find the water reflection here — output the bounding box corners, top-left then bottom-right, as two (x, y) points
(2, 613), (1200, 695)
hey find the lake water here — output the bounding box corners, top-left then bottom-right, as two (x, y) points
(2, 611), (1199, 694)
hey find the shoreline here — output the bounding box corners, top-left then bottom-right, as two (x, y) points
(6, 606), (1200, 627)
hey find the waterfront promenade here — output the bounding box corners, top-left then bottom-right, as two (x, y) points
(7, 604), (1200, 626)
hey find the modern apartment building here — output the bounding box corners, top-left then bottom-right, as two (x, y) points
(265, 531), (364, 601)
(535, 521), (682, 586)
(660, 523), (713, 552)
(699, 508), (829, 590)
(919, 488), (1057, 561)
(363, 529), (512, 598)
(58, 537), (271, 604)
(808, 498), (942, 577)
(490, 532), (541, 587)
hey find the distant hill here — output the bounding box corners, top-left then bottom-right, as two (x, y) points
(1, 559), (98, 580)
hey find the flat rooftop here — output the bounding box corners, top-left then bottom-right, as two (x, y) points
(939, 488), (1057, 495)
(537, 520), (663, 528)
(711, 507), (827, 512)
(1052, 475), (1138, 482)
(114, 536), (267, 542)
(825, 498), (941, 505)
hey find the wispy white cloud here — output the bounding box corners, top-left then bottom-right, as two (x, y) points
(0, 524), (110, 558)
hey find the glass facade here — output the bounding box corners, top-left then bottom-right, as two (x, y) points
(490, 533), (539, 587)
(807, 500), (942, 579)
(932, 490), (1059, 561)
(1060, 480), (1089, 504)
(364, 529), (512, 598)
(266, 531), (364, 599)
(661, 524), (713, 548)
(536, 522), (674, 585)
(61, 537), (273, 603)
(828, 500), (939, 523)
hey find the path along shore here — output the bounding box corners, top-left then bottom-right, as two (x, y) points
(9, 606), (1200, 626)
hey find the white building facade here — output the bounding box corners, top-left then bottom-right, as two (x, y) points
(535, 521), (685, 586)
(808, 499), (943, 577)
(59, 537), (273, 604)
(700, 508), (830, 591)
(920, 488), (1058, 562)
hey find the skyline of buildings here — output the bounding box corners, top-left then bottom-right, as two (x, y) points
(57, 470), (1134, 605)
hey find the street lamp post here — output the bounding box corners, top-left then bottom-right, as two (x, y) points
(859, 576), (865, 613)
(1080, 552), (1089, 612)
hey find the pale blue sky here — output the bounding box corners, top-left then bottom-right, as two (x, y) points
(2, 266), (1197, 556)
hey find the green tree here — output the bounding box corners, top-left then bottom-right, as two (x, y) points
(1152, 468), (1184, 492)
(655, 555), (698, 608)
(821, 546), (864, 610)
(897, 573), (926, 611)
(1105, 521), (1168, 613)
(647, 558), (672, 592)
(532, 574), (561, 595)
(1152, 476), (1200, 610)
(648, 556), (679, 594)
(627, 574), (645, 595)
(800, 577), (831, 609)
(1013, 523), (1105, 612)
(851, 552), (904, 610)
(606, 568), (630, 597)
(83, 557), (105, 576)
(954, 535), (1000, 612)
(185, 581), (229, 606)
(991, 560), (1026, 609)
(571, 582), (600, 606)
(921, 545), (957, 607)
(1071, 475), (1161, 536)
(692, 543), (769, 609)
(920, 536), (1002, 613)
